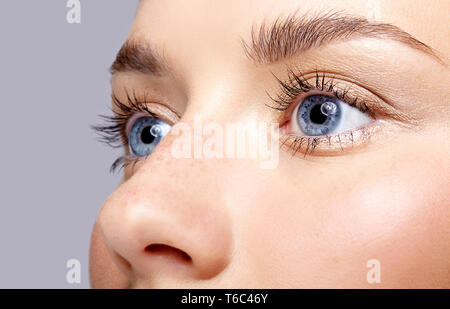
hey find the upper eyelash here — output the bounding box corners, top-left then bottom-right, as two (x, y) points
(267, 68), (373, 116)
(267, 68), (376, 157)
(94, 70), (375, 172)
(92, 90), (157, 149)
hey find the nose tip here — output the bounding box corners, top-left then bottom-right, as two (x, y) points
(97, 129), (233, 285)
(99, 195), (232, 282)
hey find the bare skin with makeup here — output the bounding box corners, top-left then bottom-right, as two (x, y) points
(90, 0), (450, 288)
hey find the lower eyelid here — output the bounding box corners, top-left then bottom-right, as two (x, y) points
(272, 75), (388, 157)
(111, 153), (146, 175)
(280, 119), (381, 157)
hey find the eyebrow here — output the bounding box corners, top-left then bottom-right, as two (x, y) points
(110, 11), (442, 75)
(243, 11), (441, 64)
(110, 40), (164, 75)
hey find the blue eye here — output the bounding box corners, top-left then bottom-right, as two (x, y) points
(295, 94), (371, 136)
(128, 117), (171, 157)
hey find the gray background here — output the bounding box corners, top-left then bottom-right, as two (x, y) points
(0, 0), (138, 288)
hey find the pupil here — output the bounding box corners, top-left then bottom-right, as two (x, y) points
(140, 126), (156, 144)
(309, 103), (328, 124)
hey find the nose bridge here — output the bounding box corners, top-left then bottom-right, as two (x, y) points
(98, 130), (233, 281)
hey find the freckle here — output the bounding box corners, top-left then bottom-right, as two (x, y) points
(331, 256), (340, 264)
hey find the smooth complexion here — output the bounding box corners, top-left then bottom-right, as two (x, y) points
(90, 0), (450, 288)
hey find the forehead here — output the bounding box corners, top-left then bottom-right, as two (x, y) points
(130, 0), (448, 56)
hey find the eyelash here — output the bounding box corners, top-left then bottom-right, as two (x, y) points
(92, 91), (157, 172)
(268, 69), (375, 157)
(269, 69), (373, 114)
(94, 69), (376, 173)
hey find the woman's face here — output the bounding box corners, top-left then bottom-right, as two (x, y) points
(90, 0), (450, 288)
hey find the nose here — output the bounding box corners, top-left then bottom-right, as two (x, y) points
(97, 130), (233, 283)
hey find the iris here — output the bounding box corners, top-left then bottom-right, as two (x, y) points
(296, 95), (342, 136)
(129, 117), (171, 157)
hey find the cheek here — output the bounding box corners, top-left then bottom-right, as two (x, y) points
(239, 153), (449, 288)
(89, 222), (129, 288)
(341, 160), (450, 287)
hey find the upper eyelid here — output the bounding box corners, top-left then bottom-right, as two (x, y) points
(270, 69), (422, 132)
(268, 70), (370, 111)
(109, 95), (179, 150)
(124, 112), (150, 138)
(111, 91), (158, 117)
(112, 88), (182, 120)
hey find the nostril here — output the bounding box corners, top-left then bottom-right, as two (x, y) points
(145, 244), (192, 263)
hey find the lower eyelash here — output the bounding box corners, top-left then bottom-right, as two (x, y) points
(281, 133), (346, 157)
(268, 68), (375, 157)
(281, 135), (320, 157)
(110, 154), (147, 174)
(97, 71), (374, 172)
(281, 124), (374, 158)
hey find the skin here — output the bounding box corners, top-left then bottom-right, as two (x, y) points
(90, 0), (450, 288)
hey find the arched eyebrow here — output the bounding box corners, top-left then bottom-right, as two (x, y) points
(242, 11), (443, 64)
(110, 11), (444, 75)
